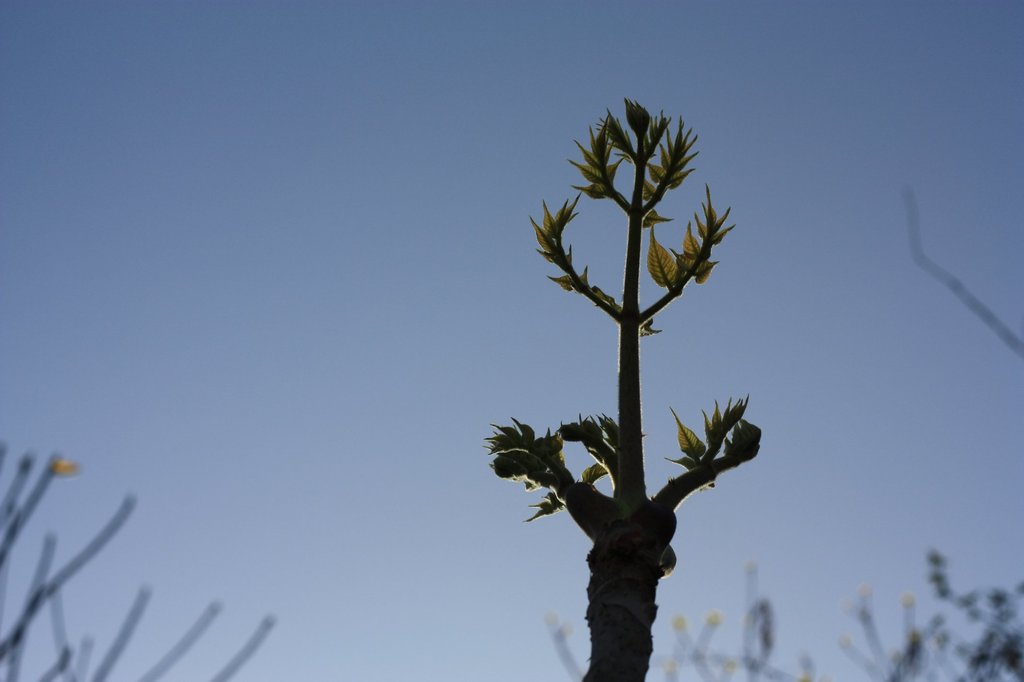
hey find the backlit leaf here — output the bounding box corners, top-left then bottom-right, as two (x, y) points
(643, 210), (672, 228)
(695, 260), (718, 284)
(581, 463), (609, 485)
(548, 274), (574, 291)
(526, 491), (565, 522)
(667, 455), (700, 471)
(640, 319), (661, 336)
(683, 223), (700, 261)
(647, 230), (678, 288)
(670, 408), (706, 459)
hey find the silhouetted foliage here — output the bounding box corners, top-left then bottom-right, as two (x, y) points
(547, 553), (1021, 682)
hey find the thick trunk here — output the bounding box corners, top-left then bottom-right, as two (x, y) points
(582, 519), (665, 682)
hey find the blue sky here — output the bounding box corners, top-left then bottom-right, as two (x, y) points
(1, 2), (1021, 680)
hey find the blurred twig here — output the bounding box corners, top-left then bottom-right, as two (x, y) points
(91, 587), (151, 682)
(135, 601), (222, 682)
(902, 189), (1024, 361)
(0, 442), (276, 681)
(208, 615), (276, 682)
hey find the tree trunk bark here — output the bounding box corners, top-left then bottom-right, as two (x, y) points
(582, 518), (664, 682)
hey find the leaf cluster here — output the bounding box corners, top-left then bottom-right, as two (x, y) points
(535, 100), (737, 331)
(532, 197), (622, 318)
(926, 550), (1024, 682)
(652, 399), (762, 511)
(668, 397), (752, 470)
(487, 415), (627, 522)
(558, 415), (619, 488)
(647, 186), (733, 293)
(486, 420), (574, 521)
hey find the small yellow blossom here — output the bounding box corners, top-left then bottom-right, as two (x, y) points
(50, 458), (79, 476)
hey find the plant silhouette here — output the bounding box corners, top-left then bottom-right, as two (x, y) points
(485, 100), (762, 681)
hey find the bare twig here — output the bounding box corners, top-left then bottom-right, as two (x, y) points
(47, 590), (76, 682)
(38, 646), (73, 682)
(207, 615), (276, 682)
(0, 497), (136, 661)
(903, 189), (1024, 361)
(546, 614), (583, 681)
(91, 587), (151, 682)
(135, 602), (222, 682)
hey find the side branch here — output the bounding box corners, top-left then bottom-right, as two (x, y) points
(640, 257), (702, 324)
(652, 446), (759, 512)
(561, 260), (623, 322)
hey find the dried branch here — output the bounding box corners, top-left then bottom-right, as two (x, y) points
(207, 615), (276, 682)
(903, 189), (1024, 361)
(91, 587), (151, 682)
(135, 602), (222, 682)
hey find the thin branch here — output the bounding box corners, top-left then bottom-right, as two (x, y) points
(75, 637), (94, 682)
(207, 615), (276, 682)
(38, 647), (72, 682)
(0, 454), (32, 531)
(3, 530), (58, 682)
(48, 590), (77, 682)
(560, 258), (623, 322)
(858, 598), (889, 671)
(903, 188), (1024, 361)
(0, 455), (57, 580)
(46, 497), (135, 595)
(0, 497), (135, 661)
(547, 617), (583, 682)
(134, 602), (222, 682)
(90, 587), (151, 682)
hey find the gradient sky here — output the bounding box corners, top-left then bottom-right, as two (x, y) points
(1, 3), (1021, 681)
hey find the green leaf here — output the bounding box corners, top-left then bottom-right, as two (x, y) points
(647, 230), (678, 288)
(667, 455), (701, 471)
(646, 115), (670, 152)
(711, 224), (734, 246)
(683, 223), (700, 261)
(695, 260), (718, 284)
(574, 183), (609, 200)
(724, 419), (762, 462)
(643, 210), (672, 228)
(581, 463), (609, 485)
(548, 274), (574, 291)
(648, 163), (664, 186)
(640, 319), (661, 336)
(570, 160), (605, 186)
(603, 115), (634, 160)
(526, 491), (565, 522)
(532, 217), (557, 263)
(574, 137), (600, 169)
(670, 408), (706, 459)
(624, 99), (652, 138)
(559, 415), (620, 488)
(605, 158), (623, 185)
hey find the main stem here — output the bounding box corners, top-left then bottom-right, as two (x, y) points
(616, 151), (648, 512)
(586, 129), (672, 682)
